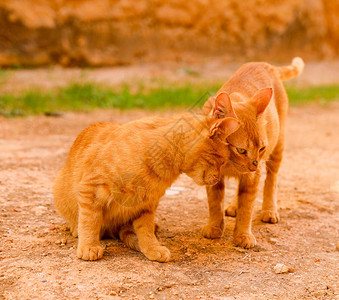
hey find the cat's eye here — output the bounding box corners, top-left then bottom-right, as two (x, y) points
(259, 146), (266, 152)
(236, 148), (246, 155)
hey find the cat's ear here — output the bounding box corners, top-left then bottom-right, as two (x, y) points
(251, 88), (273, 115)
(212, 92), (237, 119)
(210, 117), (240, 138)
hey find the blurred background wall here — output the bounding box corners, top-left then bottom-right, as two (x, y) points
(0, 0), (338, 67)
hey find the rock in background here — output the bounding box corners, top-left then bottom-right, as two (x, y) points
(0, 0), (338, 67)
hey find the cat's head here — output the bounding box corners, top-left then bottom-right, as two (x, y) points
(184, 93), (241, 185)
(219, 88), (273, 174)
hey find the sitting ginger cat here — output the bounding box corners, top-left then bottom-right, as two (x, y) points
(54, 103), (240, 262)
(202, 57), (304, 248)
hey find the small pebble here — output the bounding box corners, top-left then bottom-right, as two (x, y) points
(49, 224), (55, 230)
(274, 263), (291, 274)
(55, 240), (61, 245)
(33, 206), (47, 216)
(269, 238), (279, 243)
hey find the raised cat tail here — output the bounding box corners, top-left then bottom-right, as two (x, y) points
(277, 57), (305, 81)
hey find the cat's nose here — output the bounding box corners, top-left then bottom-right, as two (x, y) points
(253, 160), (258, 167)
(248, 161), (258, 172)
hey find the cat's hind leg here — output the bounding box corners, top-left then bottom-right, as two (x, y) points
(262, 141), (284, 223)
(225, 193), (238, 217)
(133, 211), (170, 262)
(225, 178), (239, 217)
(118, 221), (160, 251)
(54, 170), (79, 237)
(119, 224), (140, 251)
(69, 222), (78, 238)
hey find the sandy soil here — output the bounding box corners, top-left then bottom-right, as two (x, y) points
(1, 59), (339, 95)
(0, 101), (338, 299)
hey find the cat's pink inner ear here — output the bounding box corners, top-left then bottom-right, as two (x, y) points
(252, 88), (273, 115)
(222, 117), (240, 137)
(212, 92), (236, 119)
(210, 117), (240, 137)
(209, 119), (223, 136)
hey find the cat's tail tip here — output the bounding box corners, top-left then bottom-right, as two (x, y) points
(292, 57), (305, 75)
(278, 57), (305, 81)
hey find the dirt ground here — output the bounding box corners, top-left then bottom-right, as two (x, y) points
(2, 59), (339, 95)
(0, 100), (338, 299)
(0, 60), (339, 299)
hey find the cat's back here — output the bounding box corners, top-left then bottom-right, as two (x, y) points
(72, 122), (119, 149)
(64, 116), (172, 173)
(223, 62), (278, 96)
(65, 122), (121, 166)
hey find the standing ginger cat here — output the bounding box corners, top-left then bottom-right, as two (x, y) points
(202, 57), (304, 248)
(54, 106), (240, 262)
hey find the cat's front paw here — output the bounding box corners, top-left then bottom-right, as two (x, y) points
(202, 224), (223, 239)
(225, 205), (237, 217)
(261, 210), (280, 224)
(233, 233), (256, 249)
(77, 244), (104, 261)
(142, 246), (171, 262)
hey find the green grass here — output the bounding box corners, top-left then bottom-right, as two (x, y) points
(0, 82), (338, 117)
(286, 85), (339, 105)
